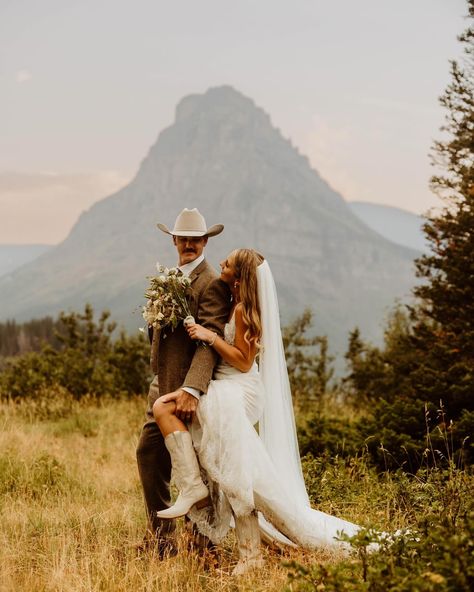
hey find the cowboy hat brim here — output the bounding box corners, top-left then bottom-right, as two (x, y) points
(156, 223), (224, 238)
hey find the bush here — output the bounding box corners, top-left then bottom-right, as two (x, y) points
(0, 305), (151, 401)
(285, 512), (474, 592)
(298, 415), (361, 459)
(287, 463), (474, 591)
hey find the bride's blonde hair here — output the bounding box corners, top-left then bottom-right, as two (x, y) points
(229, 248), (264, 348)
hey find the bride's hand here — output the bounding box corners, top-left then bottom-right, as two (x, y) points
(186, 323), (214, 344)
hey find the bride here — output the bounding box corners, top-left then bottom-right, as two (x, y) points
(152, 249), (361, 574)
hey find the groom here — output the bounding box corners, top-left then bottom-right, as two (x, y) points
(136, 208), (230, 553)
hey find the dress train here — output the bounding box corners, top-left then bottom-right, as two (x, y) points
(188, 318), (360, 551)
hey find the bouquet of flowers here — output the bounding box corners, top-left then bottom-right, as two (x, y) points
(142, 263), (195, 331)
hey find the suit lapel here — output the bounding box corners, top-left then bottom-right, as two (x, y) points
(189, 258), (208, 285)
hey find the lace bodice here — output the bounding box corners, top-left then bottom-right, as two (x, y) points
(223, 313), (236, 345)
(216, 312), (258, 377)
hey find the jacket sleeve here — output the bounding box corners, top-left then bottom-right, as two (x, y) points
(182, 277), (230, 394)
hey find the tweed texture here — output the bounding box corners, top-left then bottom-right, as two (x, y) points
(147, 258), (231, 412)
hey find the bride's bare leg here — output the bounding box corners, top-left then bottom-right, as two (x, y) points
(153, 399), (187, 436)
(152, 398), (209, 520)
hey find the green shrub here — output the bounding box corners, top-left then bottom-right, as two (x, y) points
(298, 415), (361, 460)
(0, 305), (151, 401)
(291, 460), (474, 591)
(285, 511), (474, 592)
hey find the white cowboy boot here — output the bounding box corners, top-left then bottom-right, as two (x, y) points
(232, 511), (265, 576)
(156, 431), (209, 520)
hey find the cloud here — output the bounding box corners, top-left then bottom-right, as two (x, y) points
(15, 69), (32, 83)
(0, 170), (132, 244)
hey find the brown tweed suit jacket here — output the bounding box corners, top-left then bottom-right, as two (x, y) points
(147, 259), (231, 413)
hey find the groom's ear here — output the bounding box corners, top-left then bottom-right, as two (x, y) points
(172, 236), (177, 247)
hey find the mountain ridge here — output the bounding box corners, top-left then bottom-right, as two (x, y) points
(349, 201), (428, 252)
(0, 86), (418, 355)
(0, 244), (53, 279)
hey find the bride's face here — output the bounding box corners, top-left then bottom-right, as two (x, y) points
(220, 253), (237, 286)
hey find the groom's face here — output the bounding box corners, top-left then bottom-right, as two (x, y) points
(174, 235), (208, 266)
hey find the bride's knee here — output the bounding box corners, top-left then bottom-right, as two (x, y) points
(152, 398), (173, 423)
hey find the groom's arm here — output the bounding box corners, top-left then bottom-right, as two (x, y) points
(171, 276), (230, 422)
(182, 276), (230, 394)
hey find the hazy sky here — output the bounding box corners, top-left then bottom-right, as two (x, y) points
(0, 0), (468, 244)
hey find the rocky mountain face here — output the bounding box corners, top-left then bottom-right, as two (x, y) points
(0, 86), (419, 356)
(349, 201), (428, 252)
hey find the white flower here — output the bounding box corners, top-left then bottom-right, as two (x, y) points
(183, 315), (195, 327)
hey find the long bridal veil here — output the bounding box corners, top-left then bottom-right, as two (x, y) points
(256, 260), (363, 549)
(256, 260), (310, 544)
(257, 260), (310, 507)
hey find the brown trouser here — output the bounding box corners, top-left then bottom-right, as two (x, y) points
(136, 376), (175, 538)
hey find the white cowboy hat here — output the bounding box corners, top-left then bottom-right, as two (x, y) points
(157, 208), (224, 237)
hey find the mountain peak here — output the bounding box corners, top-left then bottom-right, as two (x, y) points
(175, 85), (269, 125)
(0, 87), (418, 357)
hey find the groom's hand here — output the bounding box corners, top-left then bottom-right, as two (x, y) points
(173, 388), (198, 422)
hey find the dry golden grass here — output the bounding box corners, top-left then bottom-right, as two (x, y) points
(0, 397), (344, 592)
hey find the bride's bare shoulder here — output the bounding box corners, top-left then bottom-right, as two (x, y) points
(233, 303), (245, 322)
(234, 304), (249, 333)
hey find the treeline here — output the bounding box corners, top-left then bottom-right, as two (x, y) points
(0, 317), (63, 357)
(0, 305), (151, 400)
(0, 296), (471, 472)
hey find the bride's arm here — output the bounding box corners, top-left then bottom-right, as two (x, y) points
(186, 305), (257, 372)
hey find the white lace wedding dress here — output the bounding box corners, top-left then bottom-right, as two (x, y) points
(188, 313), (360, 550)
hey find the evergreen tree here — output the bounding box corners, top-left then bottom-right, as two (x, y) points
(408, 3), (474, 421)
(347, 5), (474, 468)
(343, 307), (416, 408)
(282, 309), (334, 415)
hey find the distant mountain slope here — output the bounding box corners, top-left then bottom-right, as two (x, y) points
(0, 244), (53, 278)
(349, 201), (428, 252)
(0, 86), (419, 354)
